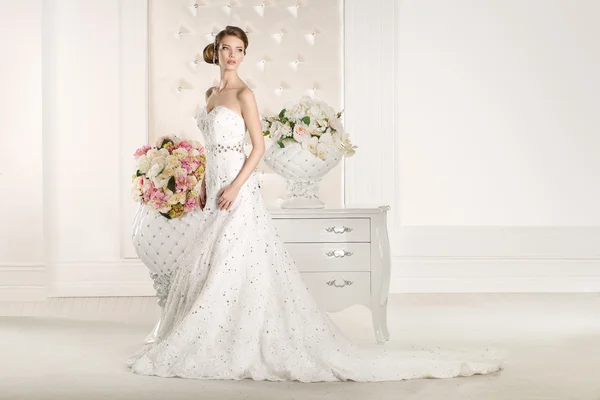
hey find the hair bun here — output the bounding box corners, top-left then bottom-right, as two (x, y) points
(203, 42), (216, 64)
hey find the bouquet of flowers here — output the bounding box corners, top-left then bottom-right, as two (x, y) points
(131, 135), (207, 219)
(261, 96), (357, 161)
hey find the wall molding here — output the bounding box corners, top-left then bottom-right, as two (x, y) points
(388, 226), (600, 292)
(119, 0), (149, 259)
(343, 0), (396, 212)
(390, 257), (600, 293)
(0, 264), (46, 301)
(50, 261), (154, 297)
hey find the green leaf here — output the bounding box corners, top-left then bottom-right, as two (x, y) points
(301, 116), (310, 125)
(160, 211), (171, 219)
(167, 176), (176, 192)
(277, 139), (285, 148)
(278, 109), (286, 119)
(263, 130), (270, 137)
(136, 170), (143, 177)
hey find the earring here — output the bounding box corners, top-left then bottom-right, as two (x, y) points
(213, 39), (217, 64)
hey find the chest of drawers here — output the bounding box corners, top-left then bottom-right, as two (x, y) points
(268, 206), (392, 344)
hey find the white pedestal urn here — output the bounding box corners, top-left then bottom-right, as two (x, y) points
(261, 96), (357, 209)
(130, 134), (207, 344)
(263, 142), (342, 209)
(131, 204), (203, 343)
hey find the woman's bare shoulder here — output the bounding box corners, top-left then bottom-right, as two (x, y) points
(205, 86), (216, 102)
(237, 86), (255, 105)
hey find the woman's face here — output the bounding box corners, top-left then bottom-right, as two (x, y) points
(218, 35), (245, 70)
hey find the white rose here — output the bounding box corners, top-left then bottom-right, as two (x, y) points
(299, 95), (313, 109)
(316, 142), (339, 161)
(146, 149), (159, 161)
(302, 136), (319, 154)
(131, 187), (142, 201)
(157, 148), (169, 158)
(319, 132), (333, 145)
(147, 163), (162, 179)
(132, 176), (144, 189)
(163, 165), (175, 177)
(284, 101), (305, 120)
(328, 116), (344, 132)
(172, 148), (188, 160)
(136, 155), (151, 174)
(270, 121), (292, 141)
(174, 167), (187, 177)
(152, 173), (170, 189)
(332, 132), (342, 148)
(293, 123), (311, 144)
(166, 155), (180, 169)
(167, 192), (185, 205)
(308, 105), (324, 119)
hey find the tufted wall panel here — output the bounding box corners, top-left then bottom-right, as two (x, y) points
(148, 0), (344, 207)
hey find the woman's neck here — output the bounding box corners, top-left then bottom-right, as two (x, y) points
(217, 70), (243, 91)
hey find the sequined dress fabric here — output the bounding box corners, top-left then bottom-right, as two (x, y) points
(126, 105), (503, 382)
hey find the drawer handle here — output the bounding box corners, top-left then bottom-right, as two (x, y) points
(326, 279), (354, 288)
(325, 226), (353, 234)
(325, 250), (353, 258)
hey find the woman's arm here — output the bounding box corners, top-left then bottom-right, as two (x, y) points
(216, 88), (265, 210)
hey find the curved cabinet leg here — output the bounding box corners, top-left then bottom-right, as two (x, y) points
(144, 315), (161, 344)
(371, 302), (386, 344)
(380, 299), (390, 341)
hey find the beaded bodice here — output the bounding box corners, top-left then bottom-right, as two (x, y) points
(196, 105), (247, 193)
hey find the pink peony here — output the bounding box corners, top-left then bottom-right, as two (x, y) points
(177, 140), (193, 151)
(176, 175), (189, 192)
(180, 159), (194, 174)
(133, 145), (151, 159)
(184, 195), (199, 213)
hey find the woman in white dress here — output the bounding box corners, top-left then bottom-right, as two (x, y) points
(126, 26), (503, 382)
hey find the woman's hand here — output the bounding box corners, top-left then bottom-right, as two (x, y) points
(217, 184), (240, 211)
(199, 179), (207, 210)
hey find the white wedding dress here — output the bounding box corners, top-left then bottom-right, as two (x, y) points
(126, 105), (503, 382)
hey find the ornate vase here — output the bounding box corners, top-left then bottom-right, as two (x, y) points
(263, 141), (342, 209)
(131, 204), (203, 343)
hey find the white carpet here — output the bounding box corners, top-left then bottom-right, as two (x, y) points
(1, 294), (599, 400)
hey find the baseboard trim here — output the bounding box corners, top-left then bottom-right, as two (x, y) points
(46, 257), (600, 298)
(0, 264), (47, 301)
(52, 281), (154, 297)
(50, 260), (153, 297)
(390, 257), (600, 293)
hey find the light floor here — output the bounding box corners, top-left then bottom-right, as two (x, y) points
(1, 293), (599, 400)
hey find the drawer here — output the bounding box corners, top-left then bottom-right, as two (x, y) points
(285, 243), (370, 272)
(300, 272), (370, 313)
(272, 218), (370, 243)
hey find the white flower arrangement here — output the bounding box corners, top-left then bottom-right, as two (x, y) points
(262, 96), (357, 161)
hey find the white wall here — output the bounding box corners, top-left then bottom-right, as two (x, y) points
(345, 0), (600, 292)
(2, 0), (600, 300)
(0, 0), (45, 300)
(43, 0), (150, 296)
(394, 0), (600, 226)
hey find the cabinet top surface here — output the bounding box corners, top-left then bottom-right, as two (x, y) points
(267, 205), (390, 216)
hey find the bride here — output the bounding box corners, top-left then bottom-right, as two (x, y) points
(126, 26), (503, 382)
